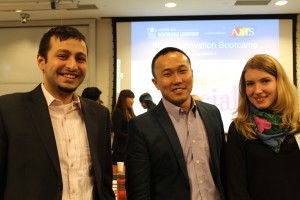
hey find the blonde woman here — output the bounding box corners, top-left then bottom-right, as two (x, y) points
(226, 54), (300, 200)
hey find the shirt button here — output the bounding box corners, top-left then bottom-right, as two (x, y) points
(70, 163), (74, 167)
(192, 139), (196, 143)
(57, 184), (62, 191)
(199, 180), (204, 184)
(196, 160), (200, 164)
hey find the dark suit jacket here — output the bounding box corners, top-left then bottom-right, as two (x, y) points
(112, 108), (129, 162)
(0, 85), (115, 200)
(125, 100), (226, 200)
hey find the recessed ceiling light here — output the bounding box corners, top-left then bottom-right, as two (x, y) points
(275, 0), (288, 6)
(165, 2), (177, 8)
(15, 10), (22, 13)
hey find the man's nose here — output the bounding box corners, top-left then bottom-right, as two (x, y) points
(66, 58), (77, 71)
(172, 73), (183, 84)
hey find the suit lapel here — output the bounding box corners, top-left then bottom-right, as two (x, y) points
(154, 101), (189, 181)
(80, 98), (102, 178)
(195, 101), (216, 152)
(196, 101), (221, 182)
(80, 98), (98, 157)
(26, 85), (61, 176)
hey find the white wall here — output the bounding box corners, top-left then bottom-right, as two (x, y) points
(96, 18), (114, 112)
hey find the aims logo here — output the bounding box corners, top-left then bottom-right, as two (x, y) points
(231, 27), (254, 36)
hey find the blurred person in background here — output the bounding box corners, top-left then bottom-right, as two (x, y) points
(139, 92), (156, 111)
(112, 89), (135, 163)
(191, 94), (202, 101)
(81, 86), (103, 104)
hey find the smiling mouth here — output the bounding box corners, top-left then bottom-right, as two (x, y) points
(254, 97), (267, 102)
(63, 74), (77, 79)
(173, 88), (184, 92)
(255, 97), (266, 101)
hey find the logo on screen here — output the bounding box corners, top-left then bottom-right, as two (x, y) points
(147, 27), (157, 39)
(231, 27), (254, 37)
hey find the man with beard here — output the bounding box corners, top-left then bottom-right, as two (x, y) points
(0, 26), (115, 200)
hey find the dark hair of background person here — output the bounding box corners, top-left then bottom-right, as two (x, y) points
(114, 89), (135, 121)
(151, 47), (191, 78)
(81, 87), (103, 103)
(139, 92), (156, 109)
(38, 26), (87, 62)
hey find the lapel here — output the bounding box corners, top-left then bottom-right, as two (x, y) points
(195, 100), (221, 176)
(195, 101), (216, 151)
(79, 98), (102, 177)
(25, 84), (61, 177)
(196, 101), (225, 198)
(153, 101), (189, 181)
(79, 98), (98, 159)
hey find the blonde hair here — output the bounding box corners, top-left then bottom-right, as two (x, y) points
(234, 54), (299, 139)
(191, 94), (202, 101)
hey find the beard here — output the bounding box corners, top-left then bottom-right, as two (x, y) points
(58, 85), (78, 93)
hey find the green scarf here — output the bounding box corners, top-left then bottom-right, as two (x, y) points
(250, 105), (290, 153)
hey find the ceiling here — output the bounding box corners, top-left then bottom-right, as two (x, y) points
(0, 0), (299, 22)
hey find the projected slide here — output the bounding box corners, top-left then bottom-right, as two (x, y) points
(116, 19), (293, 131)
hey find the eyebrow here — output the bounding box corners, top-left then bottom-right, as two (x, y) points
(161, 68), (172, 73)
(162, 64), (188, 69)
(245, 76), (272, 82)
(56, 49), (87, 57)
(178, 64), (189, 68)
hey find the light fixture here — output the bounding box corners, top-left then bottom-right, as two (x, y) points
(275, 0), (288, 6)
(235, 0), (271, 6)
(165, 2), (177, 8)
(20, 13), (30, 24)
(0, 0), (78, 11)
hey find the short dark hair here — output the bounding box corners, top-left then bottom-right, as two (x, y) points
(139, 92), (152, 103)
(38, 25), (86, 62)
(151, 47), (191, 78)
(81, 87), (102, 101)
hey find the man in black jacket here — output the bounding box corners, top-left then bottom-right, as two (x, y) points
(0, 26), (115, 200)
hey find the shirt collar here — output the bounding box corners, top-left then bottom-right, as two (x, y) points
(162, 97), (197, 120)
(41, 83), (81, 109)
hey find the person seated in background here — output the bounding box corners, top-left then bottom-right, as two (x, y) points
(139, 92), (156, 111)
(112, 89), (135, 163)
(81, 86), (103, 104)
(226, 54), (300, 200)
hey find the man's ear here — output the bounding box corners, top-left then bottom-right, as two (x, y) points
(152, 78), (159, 90)
(37, 54), (45, 71)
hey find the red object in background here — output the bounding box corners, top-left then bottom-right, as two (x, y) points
(117, 177), (127, 200)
